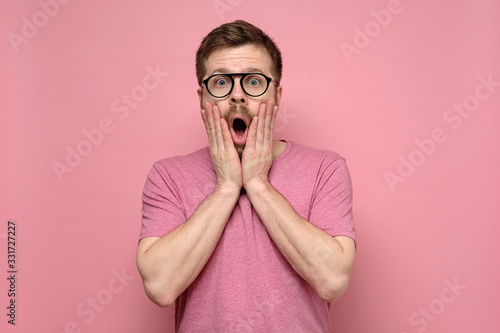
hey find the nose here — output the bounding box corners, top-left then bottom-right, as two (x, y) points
(229, 77), (247, 105)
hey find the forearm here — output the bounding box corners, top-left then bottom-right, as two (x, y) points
(137, 185), (239, 307)
(246, 181), (355, 301)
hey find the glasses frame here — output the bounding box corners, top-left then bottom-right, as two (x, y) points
(202, 72), (277, 98)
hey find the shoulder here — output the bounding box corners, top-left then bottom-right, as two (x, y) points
(146, 146), (212, 182)
(285, 141), (346, 165)
(152, 146), (211, 171)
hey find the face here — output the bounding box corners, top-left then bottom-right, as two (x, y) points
(198, 44), (282, 157)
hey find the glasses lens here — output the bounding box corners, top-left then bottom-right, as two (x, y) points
(207, 75), (232, 97)
(242, 74), (268, 96)
(206, 73), (270, 97)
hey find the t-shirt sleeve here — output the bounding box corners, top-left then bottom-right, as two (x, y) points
(139, 162), (187, 241)
(308, 156), (356, 243)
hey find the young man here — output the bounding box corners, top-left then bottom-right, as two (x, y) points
(136, 20), (356, 332)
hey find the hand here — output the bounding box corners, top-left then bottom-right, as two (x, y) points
(241, 100), (278, 192)
(201, 102), (242, 192)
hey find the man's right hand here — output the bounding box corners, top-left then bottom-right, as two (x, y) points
(201, 102), (242, 192)
(138, 103), (242, 308)
(137, 104), (243, 306)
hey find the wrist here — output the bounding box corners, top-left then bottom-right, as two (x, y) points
(214, 182), (241, 199)
(243, 178), (271, 197)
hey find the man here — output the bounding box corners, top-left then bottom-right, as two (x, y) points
(136, 20), (356, 332)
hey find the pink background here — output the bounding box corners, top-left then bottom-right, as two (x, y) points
(1, 0), (499, 332)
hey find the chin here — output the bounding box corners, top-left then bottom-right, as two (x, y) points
(235, 144), (244, 160)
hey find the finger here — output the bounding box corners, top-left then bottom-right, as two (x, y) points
(246, 116), (259, 149)
(212, 104), (225, 150)
(267, 105), (278, 144)
(205, 102), (218, 152)
(256, 103), (266, 148)
(220, 118), (235, 151)
(201, 103), (214, 148)
(264, 100), (274, 145)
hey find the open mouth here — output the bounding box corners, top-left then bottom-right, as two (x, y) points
(233, 118), (247, 137)
(230, 117), (248, 145)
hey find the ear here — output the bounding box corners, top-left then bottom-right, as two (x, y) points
(197, 87), (202, 105)
(275, 85), (283, 106)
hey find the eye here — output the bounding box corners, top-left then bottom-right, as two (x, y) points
(214, 77), (229, 87)
(246, 76), (262, 87)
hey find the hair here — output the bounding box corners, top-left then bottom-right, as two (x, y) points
(195, 20), (283, 87)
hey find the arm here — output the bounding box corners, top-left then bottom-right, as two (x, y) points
(136, 185), (239, 307)
(136, 102), (242, 307)
(242, 100), (355, 302)
(245, 182), (355, 302)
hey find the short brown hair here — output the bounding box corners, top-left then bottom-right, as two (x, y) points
(195, 20), (283, 86)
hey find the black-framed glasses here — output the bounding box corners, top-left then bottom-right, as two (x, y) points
(202, 72), (277, 98)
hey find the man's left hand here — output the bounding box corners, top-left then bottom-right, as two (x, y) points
(241, 99), (278, 192)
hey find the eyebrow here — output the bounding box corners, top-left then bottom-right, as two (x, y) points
(209, 67), (265, 75)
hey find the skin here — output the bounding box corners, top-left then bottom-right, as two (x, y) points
(136, 44), (356, 308)
(198, 44), (285, 190)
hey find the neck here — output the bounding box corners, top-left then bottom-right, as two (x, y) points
(271, 140), (287, 160)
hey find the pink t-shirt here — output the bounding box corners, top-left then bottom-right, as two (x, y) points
(140, 140), (356, 332)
